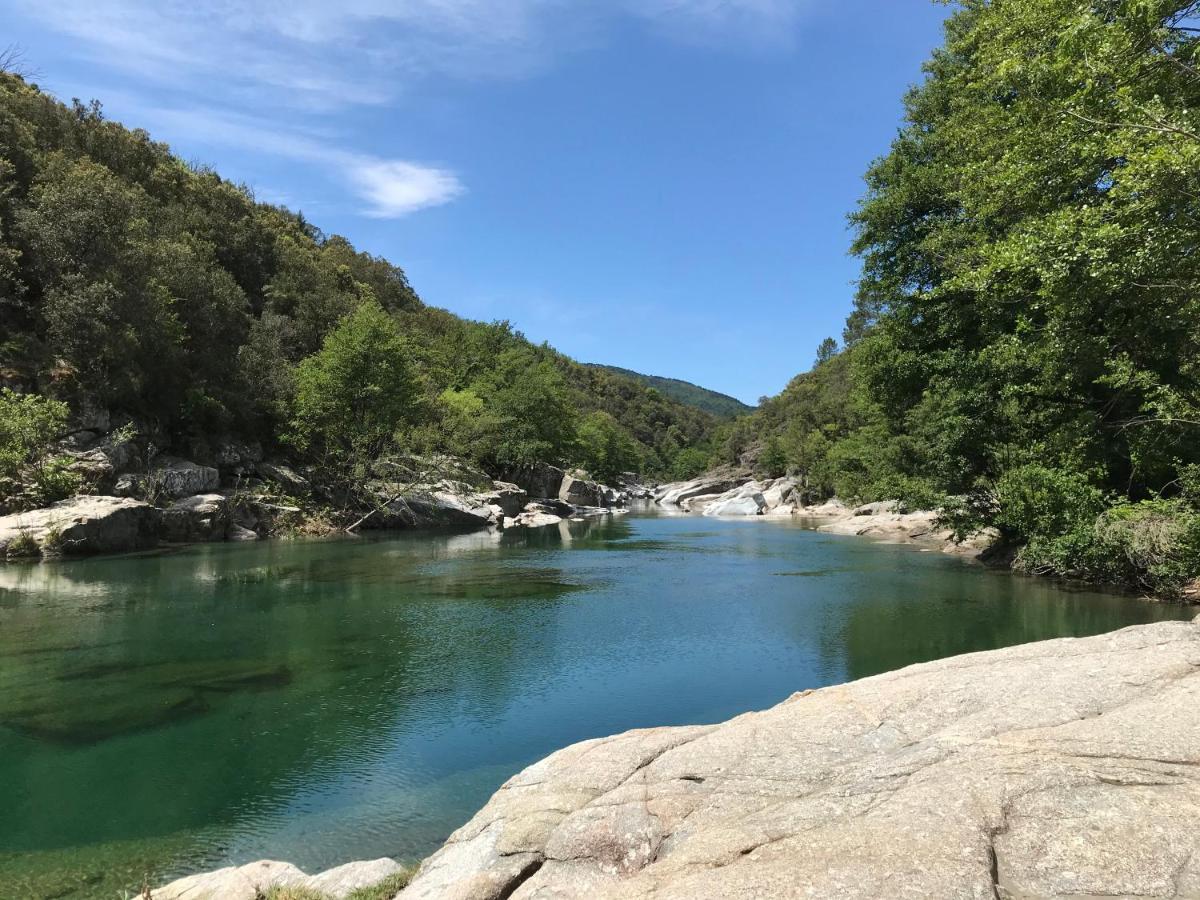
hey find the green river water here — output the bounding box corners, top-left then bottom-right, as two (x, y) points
(0, 509), (1189, 899)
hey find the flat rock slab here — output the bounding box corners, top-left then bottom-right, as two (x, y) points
(401, 617), (1200, 899)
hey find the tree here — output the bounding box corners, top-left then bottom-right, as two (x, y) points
(814, 337), (838, 367)
(289, 300), (421, 470)
(576, 411), (641, 483)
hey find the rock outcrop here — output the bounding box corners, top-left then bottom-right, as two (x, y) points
(161, 493), (231, 543)
(152, 857), (406, 900)
(500, 463), (566, 502)
(0, 496), (160, 557)
(400, 617), (1200, 900)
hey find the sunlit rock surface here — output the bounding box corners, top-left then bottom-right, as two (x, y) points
(400, 617), (1200, 899)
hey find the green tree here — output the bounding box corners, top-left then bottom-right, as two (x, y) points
(289, 300), (421, 469)
(576, 411), (641, 483)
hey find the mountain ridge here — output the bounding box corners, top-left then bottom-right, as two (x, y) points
(584, 364), (753, 419)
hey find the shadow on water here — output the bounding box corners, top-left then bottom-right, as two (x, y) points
(0, 511), (1190, 899)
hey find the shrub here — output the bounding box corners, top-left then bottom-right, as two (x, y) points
(6, 528), (41, 559)
(0, 388), (71, 499)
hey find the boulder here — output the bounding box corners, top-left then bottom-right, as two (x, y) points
(559, 473), (605, 508)
(254, 461), (310, 496)
(702, 481), (767, 517)
(227, 523), (259, 542)
(0, 496), (160, 557)
(852, 499), (901, 516)
(215, 441), (263, 469)
(402, 490), (495, 527)
(153, 458), (220, 499)
(500, 463), (566, 501)
(152, 857), (405, 900)
(473, 482), (528, 518)
(161, 494), (230, 543)
(656, 476), (741, 507)
(400, 617), (1200, 900)
(760, 477), (798, 511)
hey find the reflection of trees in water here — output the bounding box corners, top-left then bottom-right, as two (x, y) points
(811, 564), (1188, 684)
(0, 531), (580, 872)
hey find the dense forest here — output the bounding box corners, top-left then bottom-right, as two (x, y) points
(0, 69), (719, 504)
(726, 0), (1200, 596)
(584, 364), (754, 419)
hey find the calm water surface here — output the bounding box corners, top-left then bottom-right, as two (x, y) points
(0, 510), (1190, 898)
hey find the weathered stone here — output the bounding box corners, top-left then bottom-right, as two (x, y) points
(151, 857), (404, 900)
(307, 858), (407, 896)
(474, 482), (528, 518)
(255, 461), (310, 495)
(500, 463), (566, 501)
(217, 444), (264, 472)
(560, 473), (605, 508)
(400, 617), (1200, 900)
(760, 477), (798, 511)
(655, 476), (742, 507)
(227, 523), (259, 542)
(152, 458), (220, 499)
(0, 496), (159, 557)
(702, 482), (767, 517)
(161, 494), (230, 543)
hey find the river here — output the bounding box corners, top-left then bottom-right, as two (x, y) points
(0, 509), (1189, 898)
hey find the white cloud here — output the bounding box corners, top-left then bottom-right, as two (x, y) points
(131, 104), (463, 218)
(12, 0), (814, 108)
(8, 0), (814, 216)
(347, 159), (465, 217)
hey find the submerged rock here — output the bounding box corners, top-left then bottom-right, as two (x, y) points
(400, 617), (1200, 899)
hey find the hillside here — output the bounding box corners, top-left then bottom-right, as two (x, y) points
(0, 71), (719, 498)
(585, 364), (753, 419)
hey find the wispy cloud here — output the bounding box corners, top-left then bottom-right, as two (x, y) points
(9, 0), (814, 217)
(137, 104), (464, 217)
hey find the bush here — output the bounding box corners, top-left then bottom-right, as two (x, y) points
(1092, 500), (1200, 597)
(0, 388), (70, 481)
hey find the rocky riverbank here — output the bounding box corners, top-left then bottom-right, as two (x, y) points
(0, 434), (640, 561)
(653, 474), (996, 555)
(154, 616), (1200, 899)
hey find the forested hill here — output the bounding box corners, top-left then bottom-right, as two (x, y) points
(584, 364), (753, 419)
(711, 0), (1200, 598)
(0, 71), (719, 486)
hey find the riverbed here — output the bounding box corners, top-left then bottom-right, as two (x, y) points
(0, 510), (1188, 898)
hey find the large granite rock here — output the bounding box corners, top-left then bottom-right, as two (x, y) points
(400, 617), (1200, 900)
(0, 496), (159, 557)
(559, 473), (605, 508)
(702, 481), (768, 517)
(152, 857), (405, 900)
(474, 482), (528, 518)
(500, 463), (566, 501)
(655, 475), (743, 507)
(161, 493), (230, 543)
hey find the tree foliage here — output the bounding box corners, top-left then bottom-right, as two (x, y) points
(0, 73), (717, 479)
(732, 0), (1200, 593)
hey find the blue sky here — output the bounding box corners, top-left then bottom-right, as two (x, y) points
(4, 0), (950, 405)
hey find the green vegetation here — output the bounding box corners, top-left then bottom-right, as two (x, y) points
(726, 0), (1200, 596)
(0, 387), (78, 507)
(585, 364), (754, 419)
(0, 72), (716, 503)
